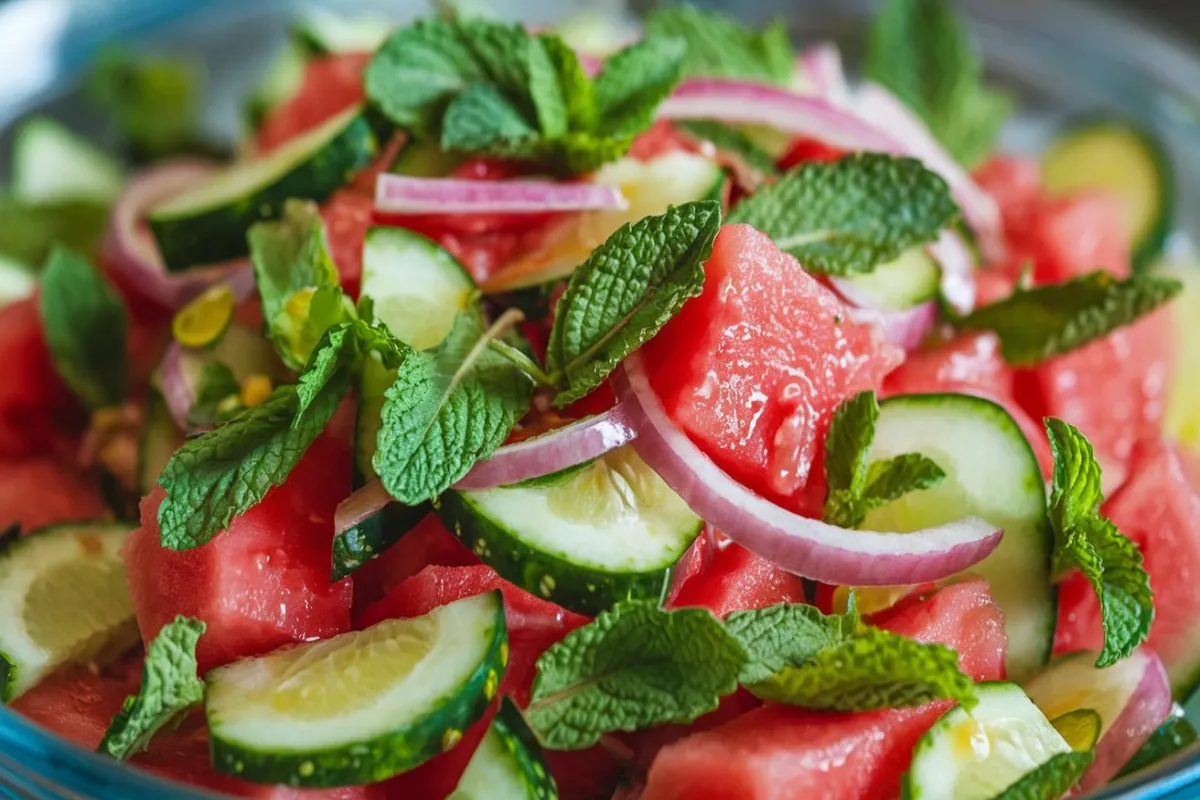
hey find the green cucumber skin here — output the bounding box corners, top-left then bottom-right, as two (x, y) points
(451, 697), (559, 800)
(149, 113), (378, 271)
(331, 502), (429, 582)
(209, 591), (509, 788)
(435, 492), (701, 617)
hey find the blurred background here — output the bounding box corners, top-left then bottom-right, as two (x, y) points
(1125, 0), (1199, 41)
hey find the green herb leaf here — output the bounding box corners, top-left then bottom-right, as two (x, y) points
(187, 362), (241, 429)
(442, 83), (539, 153)
(960, 271), (1182, 367)
(862, 455), (946, 511)
(527, 601), (745, 749)
(645, 6), (794, 85)
(726, 154), (959, 276)
(374, 309), (533, 505)
(991, 751), (1095, 800)
(299, 318), (408, 420)
(248, 200), (354, 370)
(823, 391), (879, 504)
(38, 245), (127, 409)
(592, 36), (686, 138)
(98, 616), (205, 761)
(0, 197), (109, 266)
(725, 603), (858, 684)
(547, 200), (721, 406)
(540, 34), (595, 132)
(675, 120), (779, 177)
(748, 626), (977, 711)
(865, 0), (1012, 168)
(1045, 418), (1153, 667)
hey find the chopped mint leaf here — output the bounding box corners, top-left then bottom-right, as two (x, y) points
(675, 120), (779, 177)
(0, 197), (109, 267)
(645, 6), (794, 85)
(299, 318), (407, 420)
(38, 245), (128, 410)
(374, 308), (533, 505)
(0, 653), (12, 704)
(366, 19), (683, 175)
(187, 362), (241, 429)
(865, 0), (1012, 168)
(1045, 418), (1153, 667)
(98, 616), (206, 760)
(822, 392), (945, 528)
(1118, 714), (1198, 778)
(726, 154), (959, 276)
(748, 626), (977, 712)
(991, 751), (1094, 800)
(527, 601), (745, 749)
(960, 272), (1182, 367)
(725, 603), (858, 684)
(547, 200), (721, 407)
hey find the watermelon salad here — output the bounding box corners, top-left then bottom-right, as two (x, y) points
(0, 1), (1197, 798)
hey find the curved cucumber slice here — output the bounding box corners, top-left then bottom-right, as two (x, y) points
(904, 682), (1070, 800)
(450, 697), (558, 800)
(1042, 117), (1172, 271)
(839, 247), (940, 311)
(138, 390), (183, 496)
(438, 447), (702, 616)
(207, 591), (508, 788)
(331, 502), (429, 583)
(149, 106), (378, 270)
(0, 523), (136, 702)
(860, 393), (1053, 682)
(12, 117), (124, 204)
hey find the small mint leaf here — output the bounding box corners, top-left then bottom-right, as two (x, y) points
(725, 603), (857, 684)
(592, 36), (686, 138)
(645, 6), (794, 85)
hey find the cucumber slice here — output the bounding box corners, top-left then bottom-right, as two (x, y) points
(839, 248), (940, 311)
(481, 151), (725, 296)
(331, 502), (429, 582)
(449, 697), (558, 800)
(12, 117), (124, 204)
(860, 393), (1054, 682)
(0, 523), (136, 702)
(438, 447), (702, 616)
(1042, 117), (1172, 271)
(292, 10), (393, 56)
(138, 390), (183, 496)
(904, 682), (1070, 800)
(149, 106), (378, 270)
(0, 254), (35, 310)
(207, 591), (507, 787)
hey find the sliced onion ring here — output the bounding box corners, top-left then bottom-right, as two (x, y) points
(159, 339), (198, 432)
(835, 295), (938, 353)
(799, 43), (849, 103)
(335, 479), (394, 537)
(104, 160), (252, 309)
(613, 352), (1003, 586)
(454, 406), (638, 491)
(375, 173), (628, 215)
(929, 229), (977, 316)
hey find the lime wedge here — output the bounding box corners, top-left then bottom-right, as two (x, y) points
(0, 523), (136, 701)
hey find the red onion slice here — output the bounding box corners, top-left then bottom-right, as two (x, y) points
(613, 352), (1003, 586)
(159, 339), (200, 432)
(929, 229), (977, 315)
(335, 479), (393, 536)
(454, 407), (638, 491)
(799, 43), (849, 103)
(835, 297), (938, 353)
(375, 173), (628, 215)
(104, 160), (252, 309)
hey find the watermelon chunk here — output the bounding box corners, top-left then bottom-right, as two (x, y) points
(668, 537), (807, 617)
(1055, 438), (1200, 698)
(642, 580), (1007, 800)
(1027, 193), (1132, 284)
(0, 457), (108, 531)
(256, 53), (369, 154)
(124, 433), (354, 673)
(974, 155), (1042, 227)
(321, 190), (374, 299)
(882, 333), (1012, 400)
(642, 224), (902, 507)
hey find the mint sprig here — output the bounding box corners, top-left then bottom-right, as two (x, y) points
(991, 751), (1094, 800)
(38, 245), (128, 410)
(366, 19), (684, 175)
(645, 6), (794, 85)
(98, 616), (206, 760)
(725, 603), (858, 684)
(726, 154), (959, 276)
(865, 0), (1012, 168)
(1045, 418), (1153, 667)
(526, 601), (746, 750)
(823, 391), (946, 529)
(960, 271), (1182, 367)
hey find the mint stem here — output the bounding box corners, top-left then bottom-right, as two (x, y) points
(487, 339), (560, 388)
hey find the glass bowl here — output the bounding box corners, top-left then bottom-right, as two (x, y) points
(1, 0), (1199, 797)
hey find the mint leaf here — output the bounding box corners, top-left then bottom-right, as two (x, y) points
(38, 245), (127, 409)
(748, 626), (977, 711)
(725, 604), (857, 684)
(991, 751), (1094, 800)
(676, 120), (779, 176)
(865, 0), (1012, 168)
(645, 6), (794, 85)
(527, 601), (745, 749)
(98, 616), (205, 760)
(248, 200), (354, 370)
(374, 309), (533, 505)
(547, 201), (720, 406)
(157, 381), (346, 549)
(592, 36), (686, 138)
(540, 35), (595, 132)
(1045, 418), (1153, 667)
(299, 318), (408, 420)
(726, 154), (959, 276)
(960, 272), (1182, 367)
(442, 83), (538, 152)
(0, 197), (109, 266)
(822, 392), (945, 529)
(187, 362), (241, 429)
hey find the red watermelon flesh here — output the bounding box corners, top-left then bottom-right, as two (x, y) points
(321, 190), (374, 299)
(256, 53), (369, 154)
(1055, 438), (1200, 696)
(10, 657), (142, 750)
(124, 433), (354, 674)
(350, 514), (478, 616)
(974, 155), (1042, 231)
(668, 538), (807, 617)
(882, 332), (1012, 400)
(1026, 193), (1131, 284)
(0, 457), (108, 531)
(641, 580), (1007, 800)
(642, 224), (902, 506)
